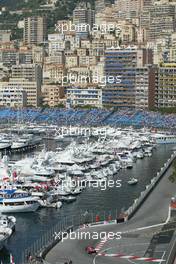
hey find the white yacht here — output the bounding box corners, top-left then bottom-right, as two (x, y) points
(135, 151), (144, 159)
(128, 178), (138, 185)
(11, 134), (42, 150)
(34, 167), (55, 177)
(11, 137), (29, 150)
(0, 138), (12, 150)
(59, 196), (76, 203)
(151, 133), (176, 144)
(144, 148), (152, 157)
(0, 190), (40, 213)
(118, 154), (133, 169)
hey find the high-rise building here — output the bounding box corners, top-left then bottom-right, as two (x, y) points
(156, 63), (176, 108)
(141, 5), (176, 41)
(24, 16), (47, 46)
(73, 2), (95, 28)
(135, 66), (156, 109)
(102, 47), (154, 109)
(114, 0), (144, 18)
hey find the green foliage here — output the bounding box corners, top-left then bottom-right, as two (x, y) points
(0, 0), (46, 10)
(0, 0), (96, 36)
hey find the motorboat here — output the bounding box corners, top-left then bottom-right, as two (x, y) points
(34, 167), (55, 177)
(118, 154), (133, 169)
(0, 189), (40, 213)
(58, 195), (76, 203)
(49, 187), (70, 197)
(71, 187), (82, 195)
(135, 151), (144, 159)
(0, 215), (16, 231)
(38, 200), (62, 209)
(144, 148), (152, 157)
(128, 178), (138, 185)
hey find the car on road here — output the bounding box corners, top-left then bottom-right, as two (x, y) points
(85, 246), (97, 254)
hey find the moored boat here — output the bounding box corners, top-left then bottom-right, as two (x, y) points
(0, 190), (40, 213)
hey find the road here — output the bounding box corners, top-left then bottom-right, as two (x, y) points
(46, 164), (176, 264)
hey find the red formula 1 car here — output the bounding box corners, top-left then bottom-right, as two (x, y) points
(85, 246), (97, 254)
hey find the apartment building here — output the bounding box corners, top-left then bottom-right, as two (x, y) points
(32, 46), (45, 64)
(0, 30), (11, 43)
(0, 86), (27, 107)
(0, 78), (40, 107)
(43, 64), (65, 83)
(73, 2), (95, 28)
(135, 66), (156, 109)
(42, 84), (65, 107)
(66, 87), (102, 108)
(156, 63), (176, 108)
(24, 16), (47, 46)
(103, 47), (153, 108)
(11, 64), (43, 88)
(0, 49), (18, 67)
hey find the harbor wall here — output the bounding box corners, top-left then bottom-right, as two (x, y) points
(125, 151), (176, 220)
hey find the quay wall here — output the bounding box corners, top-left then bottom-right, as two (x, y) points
(125, 151), (176, 220)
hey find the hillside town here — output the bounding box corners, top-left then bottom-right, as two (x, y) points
(0, 0), (175, 110)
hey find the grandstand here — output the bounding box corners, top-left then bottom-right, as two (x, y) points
(0, 108), (175, 129)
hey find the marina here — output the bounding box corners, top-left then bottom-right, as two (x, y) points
(0, 0), (176, 262)
(0, 125), (173, 263)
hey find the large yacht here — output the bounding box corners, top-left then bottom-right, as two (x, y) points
(151, 133), (176, 144)
(0, 189), (40, 213)
(0, 138), (12, 150)
(11, 134), (42, 150)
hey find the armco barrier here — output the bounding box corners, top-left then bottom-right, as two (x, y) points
(126, 151), (176, 220)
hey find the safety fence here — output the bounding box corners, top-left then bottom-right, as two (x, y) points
(21, 209), (119, 264)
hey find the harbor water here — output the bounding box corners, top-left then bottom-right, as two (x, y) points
(0, 141), (174, 263)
